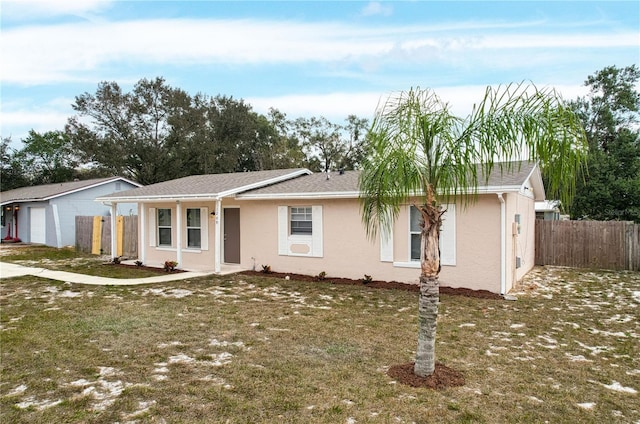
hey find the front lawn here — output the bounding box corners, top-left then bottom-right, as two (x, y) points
(1, 265), (638, 423)
(0, 245), (164, 278)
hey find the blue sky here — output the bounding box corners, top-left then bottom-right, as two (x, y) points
(1, 0), (638, 145)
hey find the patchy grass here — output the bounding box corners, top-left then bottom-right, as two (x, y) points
(0, 245), (161, 278)
(0, 245), (82, 261)
(0, 264), (639, 423)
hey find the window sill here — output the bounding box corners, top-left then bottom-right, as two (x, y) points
(288, 234), (313, 240)
(155, 246), (175, 251)
(393, 261), (420, 269)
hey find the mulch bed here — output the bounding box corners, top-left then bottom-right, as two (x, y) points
(388, 362), (465, 389)
(240, 270), (503, 300)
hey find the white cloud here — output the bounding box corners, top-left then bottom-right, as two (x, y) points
(1, 0), (112, 20)
(0, 98), (74, 144)
(2, 17), (636, 86)
(361, 2), (393, 17)
(246, 83), (589, 123)
(1, 19), (388, 85)
(248, 92), (382, 122)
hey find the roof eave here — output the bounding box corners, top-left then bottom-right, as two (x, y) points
(95, 169), (312, 203)
(2, 177), (142, 205)
(236, 185), (526, 201)
(95, 194), (222, 203)
(237, 191), (361, 200)
(217, 169), (312, 198)
(528, 164), (546, 201)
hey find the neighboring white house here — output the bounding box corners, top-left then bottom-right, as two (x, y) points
(0, 177), (141, 247)
(535, 200), (561, 220)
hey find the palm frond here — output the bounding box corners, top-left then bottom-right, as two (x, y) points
(360, 83), (587, 239)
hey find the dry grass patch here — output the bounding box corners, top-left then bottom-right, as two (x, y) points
(1, 264), (639, 423)
(0, 245), (161, 278)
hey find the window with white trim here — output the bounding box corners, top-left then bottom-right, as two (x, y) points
(186, 208), (201, 248)
(410, 206), (422, 261)
(407, 204), (456, 266)
(278, 205), (323, 257)
(290, 206), (313, 235)
(157, 208), (172, 246)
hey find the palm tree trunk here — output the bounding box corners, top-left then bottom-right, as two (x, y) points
(414, 203), (442, 377)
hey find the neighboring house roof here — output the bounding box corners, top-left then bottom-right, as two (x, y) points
(96, 168), (311, 203)
(0, 177), (141, 205)
(535, 200), (560, 212)
(238, 161), (544, 200)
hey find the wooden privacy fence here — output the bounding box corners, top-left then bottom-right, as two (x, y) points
(76, 216), (138, 258)
(535, 220), (640, 271)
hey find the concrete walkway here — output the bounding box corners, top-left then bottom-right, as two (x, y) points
(0, 261), (215, 286)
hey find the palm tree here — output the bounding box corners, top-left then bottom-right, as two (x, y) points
(359, 83), (587, 377)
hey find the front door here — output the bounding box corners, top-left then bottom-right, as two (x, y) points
(30, 207), (46, 244)
(223, 208), (240, 264)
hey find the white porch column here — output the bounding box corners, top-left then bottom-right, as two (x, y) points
(140, 204), (146, 264)
(110, 203), (117, 260)
(214, 198), (222, 273)
(176, 201), (182, 267)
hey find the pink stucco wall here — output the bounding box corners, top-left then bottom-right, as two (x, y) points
(504, 191), (536, 292)
(138, 191), (536, 294)
(140, 201), (218, 271)
(234, 195), (504, 292)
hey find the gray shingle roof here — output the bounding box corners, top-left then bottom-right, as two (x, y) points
(239, 161), (539, 198)
(97, 168), (310, 201)
(239, 170), (361, 196)
(0, 177), (138, 204)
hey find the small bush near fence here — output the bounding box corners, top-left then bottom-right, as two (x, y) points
(76, 215), (138, 258)
(535, 220), (640, 271)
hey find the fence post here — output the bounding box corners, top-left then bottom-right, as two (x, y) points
(117, 216), (124, 257)
(91, 216), (102, 255)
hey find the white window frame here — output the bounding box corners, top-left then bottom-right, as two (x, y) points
(278, 205), (323, 257)
(157, 208), (172, 247)
(393, 204), (456, 268)
(410, 205), (422, 262)
(290, 206), (313, 235)
(186, 208), (202, 249)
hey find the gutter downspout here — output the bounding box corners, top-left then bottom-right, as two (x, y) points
(214, 198), (222, 274)
(176, 201), (182, 267)
(497, 193), (506, 296)
(140, 204), (146, 266)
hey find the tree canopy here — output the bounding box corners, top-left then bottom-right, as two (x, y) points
(0, 81), (373, 189)
(0, 131), (79, 191)
(0, 77), (368, 189)
(568, 65), (640, 223)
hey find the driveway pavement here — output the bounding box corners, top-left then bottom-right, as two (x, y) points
(0, 262), (214, 286)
